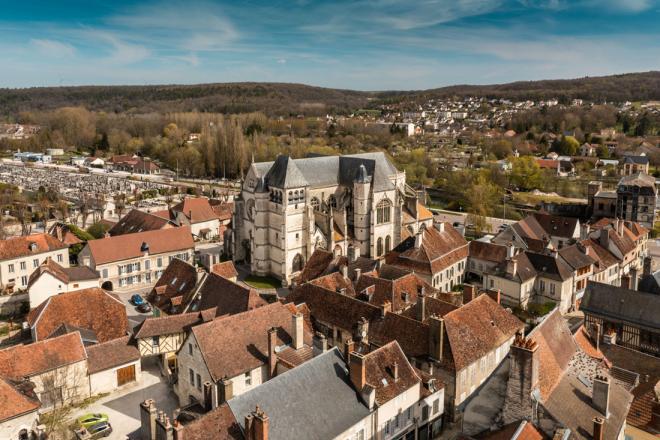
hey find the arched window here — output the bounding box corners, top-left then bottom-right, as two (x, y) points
(385, 235), (391, 252)
(420, 223), (427, 231)
(292, 253), (305, 272)
(377, 237), (383, 257)
(328, 195), (337, 210)
(376, 199), (392, 224)
(310, 197), (320, 211)
(288, 191), (293, 204)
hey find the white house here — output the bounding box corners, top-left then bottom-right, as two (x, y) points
(27, 258), (99, 309)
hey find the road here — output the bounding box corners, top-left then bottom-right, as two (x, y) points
(430, 208), (515, 234)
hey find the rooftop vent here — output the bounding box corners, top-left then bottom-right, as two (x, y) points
(141, 242), (150, 253)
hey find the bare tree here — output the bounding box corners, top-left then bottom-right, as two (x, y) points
(40, 363), (87, 436)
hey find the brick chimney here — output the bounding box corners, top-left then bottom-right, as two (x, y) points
(173, 421), (184, 440)
(140, 399), (157, 440)
(416, 291), (426, 322)
(155, 414), (173, 440)
(502, 334), (539, 424)
(245, 406), (270, 440)
(203, 381), (214, 410)
(349, 352), (367, 391)
(463, 284), (477, 304)
(219, 377), (233, 404)
(428, 315), (445, 361)
(593, 375), (610, 417)
(312, 332), (327, 356)
(344, 339), (355, 359)
(593, 417), (604, 440)
(292, 313), (304, 350)
(267, 327), (277, 379)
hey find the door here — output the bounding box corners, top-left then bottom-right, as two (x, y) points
(117, 364), (136, 386)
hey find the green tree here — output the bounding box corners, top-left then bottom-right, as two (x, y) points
(555, 135), (579, 156)
(86, 221), (110, 239)
(511, 157), (543, 191)
(466, 173), (501, 234)
(596, 145), (610, 158)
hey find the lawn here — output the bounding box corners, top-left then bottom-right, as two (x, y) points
(244, 275), (282, 289)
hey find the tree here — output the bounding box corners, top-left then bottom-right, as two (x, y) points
(87, 221), (110, 239)
(511, 156), (543, 191)
(489, 139), (513, 160)
(113, 194), (127, 219)
(596, 145), (610, 158)
(555, 135), (579, 156)
(466, 173), (502, 234)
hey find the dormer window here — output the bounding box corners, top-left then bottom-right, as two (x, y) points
(141, 242), (149, 253)
(29, 242), (38, 252)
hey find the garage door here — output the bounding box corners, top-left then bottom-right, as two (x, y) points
(117, 364), (136, 386)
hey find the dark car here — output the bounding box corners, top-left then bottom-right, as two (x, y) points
(88, 422), (112, 438)
(131, 294), (145, 306)
(137, 303), (152, 314)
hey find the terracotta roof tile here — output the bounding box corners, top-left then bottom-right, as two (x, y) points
(211, 261), (239, 280)
(173, 198), (219, 223)
(135, 312), (203, 339)
(85, 226), (194, 265)
(179, 403), (242, 440)
(469, 241), (508, 263)
(195, 273), (267, 317)
(28, 258), (98, 289)
(0, 233), (67, 261)
(109, 209), (174, 236)
(310, 272), (356, 296)
(369, 313), (429, 359)
(149, 258), (199, 312)
(210, 201), (234, 222)
(364, 341), (420, 406)
(27, 287), (128, 343)
(85, 336), (140, 374)
(0, 377), (40, 422)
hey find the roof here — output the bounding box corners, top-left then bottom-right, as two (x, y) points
(527, 213), (579, 240)
(85, 336), (140, 374)
(579, 239), (619, 272)
(525, 252), (573, 281)
(0, 233), (67, 261)
(364, 341), (420, 406)
(210, 201), (234, 222)
(135, 312), (204, 339)
(264, 155), (308, 189)
(191, 302), (312, 381)
(637, 271), (660, 295)
(85, 226), (194, 265)
(369, 312), (430, 358)
(618, 172), (657, 190)
(468, 241), (509, 263)
(109, 209), (174, 236)
(355, 271), (436, 313)
(0, 332), (86, 380)
(178, 404), (242, 440)
(475, 421), (545, 440)
(149, 258), (199, 312)
(623, 155), (650, 165)
(0, 377), (40, 422)
(173, 197), (219, 223)
(193, 273), (267, 317)
(211, 261), (239, 279)
(386, 223), (469, 275)
(27, 287), (128, 343)
(581, 282), (660, 331)
(27, 258), (99, 288)
(443, 294), (524, 371)
(48, 223), (83, 245)
(557, 244), (595, 270)
(227, 347), (371, 440)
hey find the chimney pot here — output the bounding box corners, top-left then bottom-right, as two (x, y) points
(593, 417), (604, 440)
(312, 332), (327, 356)
(354, 268), (361, 281)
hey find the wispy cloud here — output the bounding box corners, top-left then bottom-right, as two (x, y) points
(30, 38), (76, 57)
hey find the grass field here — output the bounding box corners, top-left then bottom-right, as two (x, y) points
(244, 274), (282, 289)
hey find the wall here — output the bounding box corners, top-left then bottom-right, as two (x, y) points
(0, 411), (39, 440)
(190, 219), (220, 240)
(28, 274), (99, 309)
(138, 333), (185, 357)
(30, 361), (89, 408)
(174, 333), (214, 406)
(333, 413), (373, 440)
(0, 292), (28, 316)
(484, 275), (532, 309)
(0, 249), (69, 291)
(376, 384), (421, 439)
(226, 365), (266, 397)
(88, 360), (142, 395)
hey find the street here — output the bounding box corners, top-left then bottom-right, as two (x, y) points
(430, 208), (515, 234)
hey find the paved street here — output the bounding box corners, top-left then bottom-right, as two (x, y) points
(112, 287), (155, 330)
(431, 209), (515, 234)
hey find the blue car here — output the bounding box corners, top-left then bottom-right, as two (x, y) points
(131, 294), (145, 306)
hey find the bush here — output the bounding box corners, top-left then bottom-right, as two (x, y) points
(86, 222), (111, 239)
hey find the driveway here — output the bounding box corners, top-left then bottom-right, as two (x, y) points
(112, 288), (155, 331)
(74, 359), (179, 440)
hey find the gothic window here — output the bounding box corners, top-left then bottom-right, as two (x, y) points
(310, 197), (320, 211)
(292, 253), (305, 272)
(377, 237), (383, 257)
(385, 235), (391, 252)
(376, 199), (392, 224)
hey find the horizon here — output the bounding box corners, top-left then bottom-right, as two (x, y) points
(1, 1), (660, 90)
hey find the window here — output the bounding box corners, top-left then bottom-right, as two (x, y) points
(152, 336), (159, 348)
(310, 197), (320, 211)
(355, 429), (364, 440)
(73, 283), (79, 288)
(422, 405), (429, 420)
(384, 420), (390, 435)
(385, 235), (391, 253)
(20, 261), (26, 270)
(33, 259), (39, 268)
(539, 280), (545, 292)
(377, 237), (383, 256)
(245, 370), (252, 386)
(145, 260), (151, 270)
(328, 195), (337, 209)
(196, 374), (202, 390)
(550, 283), (556, 295)
(433, 398), (440, 414)
(21, 276), (28, 286)
(189, 343), (193, 355)
(490, 279), (494, 288)
(376, 199), (392, 224)
(157, 257), (163, 268)
(57, 254), (63, 263)
(8, 264), (14, 273)
(189, 368), (195, 384)
(102, 269), (108, 278)
(145, 273), (151, 283)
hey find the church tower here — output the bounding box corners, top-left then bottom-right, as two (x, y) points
(352, 164), (372, 257)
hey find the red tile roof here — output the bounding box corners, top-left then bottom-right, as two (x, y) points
(27, 258), (99, 289)
(0, 332), (86, 380)
(85, 336), (140, 374)
(0, 377), (40, 422)
(364, 341), (420, 406)
(173, 198), (219, 223)
(0, 233), (67, 261)
(27, 287), (128, 343)
(149, 258), (199, 313)
(109, 209), (174, 236)
(85, 226), (194, 265)
(211, 261), (239, 280)
(196, 273), (267, 317)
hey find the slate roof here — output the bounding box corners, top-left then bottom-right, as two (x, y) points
(0, 332), (86, 380)
(85, 336), (140, 374)
(108, 209), (174, 236)
(0, 233), (67, 261)
(191, 302), (312, 381)
(264, 155), (308, 189)
(622, 155), (650, 165)
(581, 281), (660, 331)
(85, 226), (194, 265)
(27, 287), (129, 342)
(227, 347), (371, 440)
(27, 258), (99, 288)
(0, 377), (40, 423)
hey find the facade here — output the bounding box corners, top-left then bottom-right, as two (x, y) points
(492, 212), (580, 252)
(0, 377), (41, 440)
(232, 153), (422, 285)
(86, 336), (141, 395)
(615, 173), (657, 228)
(110, 154), (160, 174)
(467, 240), (511, 282)
(27, 258), (99, 309)
(0, 233), (68, 293)
(78, 226), (194, 292)
(620, 155), (650, 176)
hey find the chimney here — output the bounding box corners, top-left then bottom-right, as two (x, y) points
(173, 421), (184, 440)
(344, 339), (355, 358)
(203, 381), (213, 411)
(616, 218), (624, 237)
(428, 315), (445, 361)
(380, 300), (392, 318)
(643, 256), (653, 277)
(341, 265), (348, 280)
(506, 243), (516, 258)
(506, 258), (518, 277)
(414, 232), (423, 249)
(312, 332), (327, 356)
(416, 291), (426, 322)
(593, 417), (604, 440)
(392, 362), (399, 382)
(267, 327), (277, 379)
(140, 399), (157, 440)
(349, 352), (367, 391)
(463, 284), (477, 304)
(502, 335), (539, 424)
(245, 414), (254, 440)
(356, 317), (369, 344)
(354, 268), (361, 282)
(435, 222), (445, 233)
(292, 313), (304, 350)
(592, 375), (610, 417)
(219, 377), (233, 404)
(599, 229), (610, 249)
(252, 406), (269, 440)
(580, 223), (589, 240)
(348, 245), (360, 263)
(155, 414), (173, 440)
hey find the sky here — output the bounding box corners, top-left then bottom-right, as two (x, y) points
(1, 0), (659, 90)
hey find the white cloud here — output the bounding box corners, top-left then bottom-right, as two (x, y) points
(30, 38), (76, 57)
(95, 32), (151, 65)
(277, 58), (287, 64)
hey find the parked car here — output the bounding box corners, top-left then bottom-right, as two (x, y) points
(131, 294), (145, 306)
(137, 303), (152, 313)
(74, 422), (112, 439)
(77, 413), (109, 429)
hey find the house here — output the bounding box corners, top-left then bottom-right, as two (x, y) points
(211, 261), (239, 282)
(110, 155), (160, 174)
(462, 310), (633, 440)
(0, 332), (88, 408)
(185, 272), (267, 317)
(153, 197), (221, 241)
(615, 173), (657, 228)
(26, 287), (129, 343)
(85, 335), (141, 395)
(0, 233), (69, 293)
(148, 258), (203, 315)
(620, 155), (650, 176)
(233, 152), (424, 285)
(48, 223), (84, 249)
(582, 281), (659, 357)
(27, 257), (99, 309)
(84, 157), (105, 168)
(588, 181), (617, 219)
(492, 212), (580, 251)
(0, 376), (41, 439)
(70, 156), (86, 167)
(580, 143), (597, 157)
(174, 302), (314, 408)
(108, 209), (175, 236)
(467, 241), (512, 282)
(580, 238), (621, 286)
(295, 247), (378, 285)
(385, 222), (469, 291)
(78, 226), (195, 292)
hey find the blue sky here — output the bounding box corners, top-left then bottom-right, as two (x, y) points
(1, 0), (659, 90)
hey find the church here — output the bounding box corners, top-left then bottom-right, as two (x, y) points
(231, 152), (433, 285)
